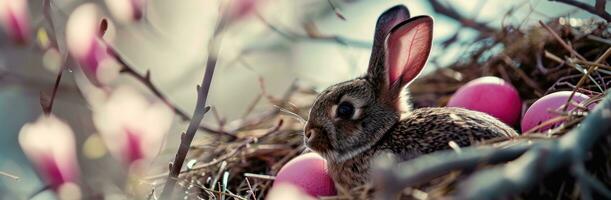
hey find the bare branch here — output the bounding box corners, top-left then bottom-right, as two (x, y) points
(428, 0), (496, 34)
(550, 0), (611, 22)
(374, 91), (611, 200)
(39, 0), (68, 115)
(372, 143), (531, 199)
(255, 13), (371, 48)
(160, 6), (228, 197)
(327, 0), (346, 20)
(111, 48), (236, 139)
(457, 91), (611, 199)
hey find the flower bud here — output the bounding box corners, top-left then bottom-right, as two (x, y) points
(18, 115), (80, 190)
(66, 4), (120, 87)
(93, 86), (173, 166)
(0, 0), (30, 44)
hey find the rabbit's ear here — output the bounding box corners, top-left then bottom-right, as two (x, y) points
(368, 6), (410, 77)
(384, 16), (433, 89)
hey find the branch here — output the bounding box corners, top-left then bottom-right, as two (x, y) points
(326, 0), (346, 20)
(110, 48), (236, 139)
(39, 0), (67, 115)
(159, 11), (227, 199)
(372, 143), (532, 199)
(255, 13), (371, 48)
(457, 91), (611, 199)
(550, 0), (611, 22)
(40, 68), (63, 114)
(373, 91), (611, 200)
(428, 0), (496, 34)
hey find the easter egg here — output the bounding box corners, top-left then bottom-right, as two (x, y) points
(272, 153), (336, 197)
(521, 91), (592, 133)
(447, 76), (521, 125)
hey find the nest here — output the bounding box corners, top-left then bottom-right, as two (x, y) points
(154, 17), (611, 200)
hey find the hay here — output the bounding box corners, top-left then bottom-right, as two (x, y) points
(152, 13), (611, 200)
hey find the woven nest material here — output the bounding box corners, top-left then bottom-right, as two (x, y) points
(153, 18), (611, 200)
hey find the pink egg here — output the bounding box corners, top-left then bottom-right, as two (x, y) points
(272, 153), (336, 197)
(447, 76), (521, 125)
(521, 91), (592, 133)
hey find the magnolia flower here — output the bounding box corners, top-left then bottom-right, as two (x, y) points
(18, 115), (79, 190)
(0, 0), (30, 44)
(66, 4), (120, 87)
(105, 0), (146, 23)
(93, 86), (173, 166)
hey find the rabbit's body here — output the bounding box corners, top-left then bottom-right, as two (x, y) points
(303, 5), (518, 190)
(327, 107), (517, 187)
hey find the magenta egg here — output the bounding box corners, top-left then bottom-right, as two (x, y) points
(447, 76), (521, 125)
(521, 91), (592, 133)
(272, 153), (336, 197)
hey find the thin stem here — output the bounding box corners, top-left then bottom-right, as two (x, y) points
(118, 64), (188, 120)
(42, 68), (63, 114)
(255, 13), (371, 48)
(0, 171), (19, 180)
(160, 12), (226, 198)
(39, 0), (66, 115)
(550, 0), (611, 22)
(327, 0), (346, 20)
(111, 48), (236, 139)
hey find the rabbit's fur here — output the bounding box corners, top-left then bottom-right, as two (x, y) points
(303, 5), (518, 188)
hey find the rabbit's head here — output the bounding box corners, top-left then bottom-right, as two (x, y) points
(304, 5), (433, 163)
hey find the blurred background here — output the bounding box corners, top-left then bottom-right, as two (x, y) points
(0, 0), (606, 199)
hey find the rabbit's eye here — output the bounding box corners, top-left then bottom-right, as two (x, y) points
(336, 102), (355, 120)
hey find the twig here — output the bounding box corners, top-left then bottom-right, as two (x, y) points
(244, 173), (276, 180)
(326, 0), (346, 20)
(118, 64), (188, 120)
(187, 138), (255, 172)
(539, 20), (586, 60)
(428, 0), (496, 34)
(587, 35), (611, 45)
(39, 0), (67, 115)
(41, 68), (63, 114)
(185, 119), (282, 174)
(193, 181), (247, 200)
(0, 171), (19, 180)
(245, 177), (257, 200)
(112, 48), (236, 139)
(28, 185), (51, 200)
(255, 13), (371, 48)
(159, 5), (227, 197)
(562, 47), (611, 111)
(549, 0), (611, 22)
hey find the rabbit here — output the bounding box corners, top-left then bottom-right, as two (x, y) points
(303, 5), (518, 188)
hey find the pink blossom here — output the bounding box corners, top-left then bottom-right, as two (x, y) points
(66, 4), (120, 87)
(93, 86), (174, 166)
(18, 115), (80, 190)
(106, 0), (147, 23)
(0, 0), (31, 44)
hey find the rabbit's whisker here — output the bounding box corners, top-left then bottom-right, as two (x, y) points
(273, 105), (307, 124)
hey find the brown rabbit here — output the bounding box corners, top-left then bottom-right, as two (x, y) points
(303, 5), (518, 188)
